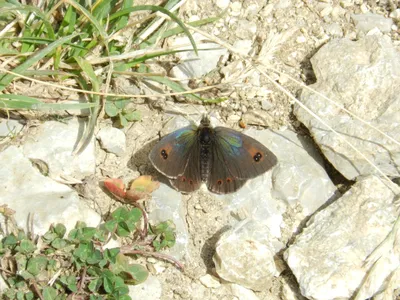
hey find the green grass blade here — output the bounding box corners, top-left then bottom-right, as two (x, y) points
(0, 1), (55, 40)
(0, 94), (98, 110)
(109, 5), (198, 55)
(3, 37), (87, 51)
(73, 57), (101, 155)
(145, 76), (223, 103)
(0, 33), (81, 91)
(112, 0), (134, 32)
(64, 0), (108, 41)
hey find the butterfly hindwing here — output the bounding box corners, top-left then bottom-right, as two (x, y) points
(212, 127), (277, 180)
(207, 144), (247, 194)
(170, 142), (202, 193)
(149, 124), (197, 178)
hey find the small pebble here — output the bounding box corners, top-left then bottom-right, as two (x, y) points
(296, 35), (306, 43)
(199, 274), (221, 288)
(231, 1), (242, 16)
(216, 0), (230, 10)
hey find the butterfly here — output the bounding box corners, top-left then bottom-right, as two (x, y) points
(149, 115), (277, 194)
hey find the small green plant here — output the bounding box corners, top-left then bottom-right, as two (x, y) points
(0, 206), (177, 299)
(105, 98), (141, 128)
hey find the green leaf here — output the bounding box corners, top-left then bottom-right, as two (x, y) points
(81, 227), (97, 240)
(104, 220), (118, 232)
(118, 114), (129, 128)
(47, 259), (57, 270)
(42, 286), (57, 300)
(123, 110), (141, 122)
(105, 102), (119, 117)
(19, 270), (34, 280)
(51, 238), (68, 249)
(117, 296), (132, 300)
(150, 220), (176, 251)
(102, 269), (115, 293)
(93, 226), (109, 242)
(54, 224), (67, 238)
(88, 278), (102, 293)
(112, 276), (129, 296)
(17, 230), (27, 241)
(3, 234), (18, 247)
(42, 231), (58, 243)
(15, 253), (27, 272)
(104, 248), (120, 264)
(86, 249), (103, 265)
(26, 256), (48, 276)
(16, 239), (36, 254)
(24, 291), (35, 300)
(16, 291), (25, 300)
(116, 221), (131, 237)
(121, 264), (148, 285)
(68, 227), (97, 242)
(114, 99), (130, 109)
(73, 242), (94, 262)
(111, 207), (129, 222)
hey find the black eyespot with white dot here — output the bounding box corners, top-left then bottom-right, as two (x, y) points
(161, 149), (168, 159)
(253, 152), (262, 162)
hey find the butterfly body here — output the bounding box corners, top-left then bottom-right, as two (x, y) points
(149, 116), (277, 194)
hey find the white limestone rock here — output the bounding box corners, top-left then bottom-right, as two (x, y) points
(0, 118), (24, 138)
(213, 219), (280, 291)
(295, 36), (400, 180)
(227, 283), (260, 300)
(148, 184), (188, 260)
(0, 146), (100, 236)
(22, 118), (95, 181)
(352, 13), (393, 33)
(97, 127), (126, 156)
(285, 176), (399, 300)
(169, 33), (228, 82)
(199, 274), (221, 288)
(128, 275), (162, 300)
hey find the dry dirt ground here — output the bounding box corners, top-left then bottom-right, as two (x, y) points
(89, 1), (399, 299)
(10, 0), (400, 299)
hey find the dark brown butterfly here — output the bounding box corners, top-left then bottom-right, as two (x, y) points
(149, 116), (277, 194)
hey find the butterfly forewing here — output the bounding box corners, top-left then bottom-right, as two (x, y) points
(213, 127), (277, 180)
(149, 125), (197, 178)
(170, 143), (202, 193)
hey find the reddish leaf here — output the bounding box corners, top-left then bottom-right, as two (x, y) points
(124, 176), (160, 202)
(104, 178), (126, 198)
(129, 176), (160, 193)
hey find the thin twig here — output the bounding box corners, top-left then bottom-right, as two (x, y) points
(77, 266), (87, 294)
(120, 247), (184, 271)
(29, 280), (44, 300)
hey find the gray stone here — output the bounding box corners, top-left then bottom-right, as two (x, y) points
(295, 36), (400, 180)
(285, 176), (398, 300)
(128, 275), (162, 300)
(0, 146), (100, 235)
(213, 219), (280, 291)
(148, 184), (188, 259)
(199, 274), (221, 288)
(97, 127), (126, 156)
(170, 33), (228, 82)
(23, 118), (95, 181)
(227, 283), (260, 300)
(352, 13), (393, 33)
(0, 119), (24, 138)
